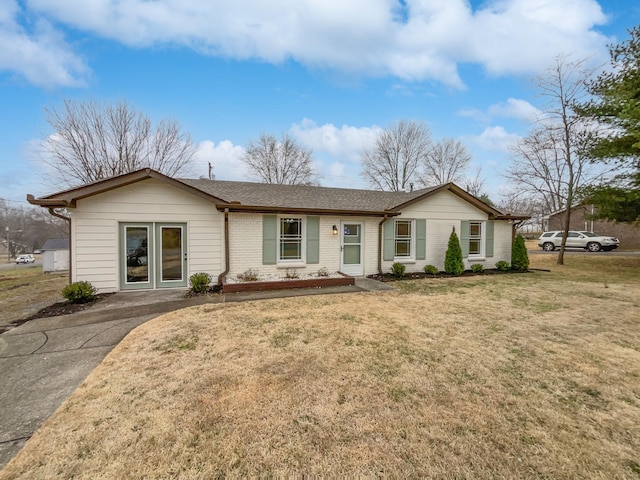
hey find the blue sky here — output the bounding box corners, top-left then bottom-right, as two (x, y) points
(1, 0), (639, 207)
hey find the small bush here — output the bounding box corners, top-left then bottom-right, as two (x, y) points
(285, 268), (300, 279)
(239, 269), (260, 282)
(444, 228), (464, 276)
(495, 260), (511, 271)
(391, 262), (406, 279)
(62, 281), (97, 304)
(317, 267), (330, 277)
(189, 272), (212, 293)
(511, 234), (530, 272)
(423, 264), (439, 276)
(471, 263), (484, 273)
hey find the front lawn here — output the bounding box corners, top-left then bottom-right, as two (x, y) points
(2, 255), (639, 478)
(0, 266), (68, 327)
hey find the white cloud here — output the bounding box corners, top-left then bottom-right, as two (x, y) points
(487, 98), (542, 122)
(193, 140), (250, 182)
(9, 0), (611, 88)
(469, 126), (521, 153)
(0, 0), (88, 87)
(290, 118), (382, 162)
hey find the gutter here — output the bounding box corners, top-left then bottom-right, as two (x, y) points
(217, 208), (230, 286)
(215, 203), (400, 218)
(378, 215), (389, 275)
(47, 208), (72, 284)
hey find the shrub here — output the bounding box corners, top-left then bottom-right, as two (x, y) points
(239, 269), (260, 282)
(62, 281), (97, 304)
(423, 264), (439, 276)
(285, 268), (300, 279)
(495, 260), (511, 271)
(317, 267), (330, 277)
(511, 234), (530, 272)
(444, 227), (464, 276)
(471, 263), (484, 273)
(391, 262), (406, 279)
(189, 272), (212, 293)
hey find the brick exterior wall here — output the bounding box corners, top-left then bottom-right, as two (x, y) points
(548, 205), (639, 250)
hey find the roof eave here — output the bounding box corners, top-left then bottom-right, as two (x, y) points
(27, 169), (229, 207)
(494, 214), (531, 221)
(216, 204), (400, 217)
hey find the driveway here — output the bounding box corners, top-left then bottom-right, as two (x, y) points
(0, 279), (389, 469)
(528, 249), (640, 256)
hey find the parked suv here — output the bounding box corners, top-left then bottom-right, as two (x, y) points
(538, 231), (620, 252)
(15, 254), (36, 264)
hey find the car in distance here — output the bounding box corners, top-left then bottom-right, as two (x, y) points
(538, 231), (620, 252)
(15, 254), (36, 264)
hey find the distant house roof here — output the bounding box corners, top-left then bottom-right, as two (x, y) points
(41, 238), (69, 251)
(27, 168), (527, 220)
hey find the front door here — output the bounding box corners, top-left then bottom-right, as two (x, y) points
(120, 223), (187, 290)
(340, 222), (363, 276)
(156, 224), (187, 288)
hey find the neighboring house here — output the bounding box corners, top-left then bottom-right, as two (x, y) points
(27, 169), (528, 293)
(41, 238), (70, 273)
(548, 205), (639, 250)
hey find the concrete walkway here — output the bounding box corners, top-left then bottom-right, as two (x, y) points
(0, 278), (393, 469)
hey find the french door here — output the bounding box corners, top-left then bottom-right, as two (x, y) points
(120, 223), (187, 290)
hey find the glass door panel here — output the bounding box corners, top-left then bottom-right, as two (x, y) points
(341, 222), (363, 275)
(125, 226), (150, 283)
(160, 226), (183, 282)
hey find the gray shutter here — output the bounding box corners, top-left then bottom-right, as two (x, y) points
(416, 219), (426, 260)
(306, 216), (320, 264)
(383, 219), (395, 261)
(460, 221), (470, 258)
(263, 215), (277, 265)
(485, 221), (495, 258)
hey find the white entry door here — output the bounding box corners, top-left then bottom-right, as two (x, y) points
(340, 222), (363, 276)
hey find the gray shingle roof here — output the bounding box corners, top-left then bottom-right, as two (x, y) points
(179, 179), (437, 212)
(41, 238), (69, 250)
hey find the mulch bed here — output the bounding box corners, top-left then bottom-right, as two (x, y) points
(1, 294), (116, 333)
(368, 269), (529, 283)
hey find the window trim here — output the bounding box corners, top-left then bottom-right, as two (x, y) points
(277, 216), (306, 264)
(394, 219), (415, 261)
(468, 220), (484, 258)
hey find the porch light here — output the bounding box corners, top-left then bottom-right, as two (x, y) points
(332, 225), (338, 235)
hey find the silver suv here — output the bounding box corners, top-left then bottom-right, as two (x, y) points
(538, 231), (620, 252)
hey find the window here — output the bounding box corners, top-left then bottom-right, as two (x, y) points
(469, 221), (483, 256)
(279, 217), (303, 261)
(395, 220), (413, 258)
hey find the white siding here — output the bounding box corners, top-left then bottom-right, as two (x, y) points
(227, 213), (381, 278)
(70, 179), (222, 292)
(381, 190), (513, 273)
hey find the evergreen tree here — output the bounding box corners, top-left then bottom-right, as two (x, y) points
(576, 27), (640, 222)
(444, 227), (464, 276)
(511, 234), (530, 272)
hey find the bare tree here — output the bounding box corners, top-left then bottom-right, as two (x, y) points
(361, 120), (431, 191)
(462, 167), (485, 196)
(420, 137), (471, 186)
(243, 133), (316, 185)
(505, 55), (604, 265)
(1, 200), (67, 258)
(42, 99), (196, 187)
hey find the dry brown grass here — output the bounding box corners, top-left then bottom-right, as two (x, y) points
(0, 266), (68, 323)
(2, 255), (640, 479)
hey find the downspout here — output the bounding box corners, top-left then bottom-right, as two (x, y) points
(217, 208), (230, 286)
(48, 208), (72, 284)
(378, 215), (389, 275)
